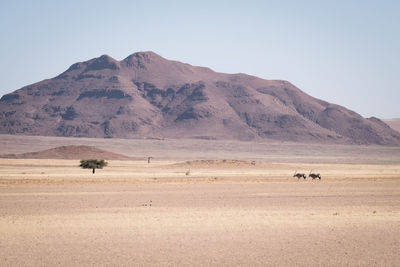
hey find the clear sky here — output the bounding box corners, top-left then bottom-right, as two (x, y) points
(1, 0), (399, 118)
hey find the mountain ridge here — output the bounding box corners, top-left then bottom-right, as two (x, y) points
(1, 51), (399, 145)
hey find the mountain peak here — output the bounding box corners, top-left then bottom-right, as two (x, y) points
(85, 54), (120, 71)
(128, 51), (161, 58)
(122, 51), (164, 67)
(99, 54), (117, 60)
(62, 54), (120, 75)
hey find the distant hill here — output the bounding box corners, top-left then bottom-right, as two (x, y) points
(1, 51), (399, 145)
(0, 145), (132, 160)
(383, 119), (400, 133)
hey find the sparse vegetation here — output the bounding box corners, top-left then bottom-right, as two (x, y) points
(79, 159), (108, 174)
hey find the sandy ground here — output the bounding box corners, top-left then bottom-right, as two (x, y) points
(2, 134), (400, 164)
(1, 157), (400, 266)
(1, 135), (400, 266)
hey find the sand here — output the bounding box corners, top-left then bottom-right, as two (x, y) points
(1, 135), (400, 266)
(1, 155), (400, 266)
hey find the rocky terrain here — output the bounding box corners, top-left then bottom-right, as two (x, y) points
(1, 51), (399, 145)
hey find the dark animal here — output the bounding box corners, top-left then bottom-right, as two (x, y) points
(293, 171), (306, 180)
(309, 171), (321, 180)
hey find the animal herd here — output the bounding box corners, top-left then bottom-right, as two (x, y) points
(293, 171), (321, 180)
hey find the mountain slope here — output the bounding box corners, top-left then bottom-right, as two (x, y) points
(1, 51), (399, 145)
(383, 119), (400, 134)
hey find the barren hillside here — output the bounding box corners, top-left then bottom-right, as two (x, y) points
(1, 52), (399, 145)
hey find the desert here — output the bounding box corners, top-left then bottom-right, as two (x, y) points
(1, 135), (399, 266)
(2, 1), (400, 266)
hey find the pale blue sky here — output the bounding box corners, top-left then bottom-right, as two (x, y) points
(1, 0), (399, 118)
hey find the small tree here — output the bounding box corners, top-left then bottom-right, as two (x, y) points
(79, 159), (108, 174)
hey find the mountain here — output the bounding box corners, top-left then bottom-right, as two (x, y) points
(383, 119), (400, 133)
(0, 145), (132, 160)
(1, 51), (399, 145)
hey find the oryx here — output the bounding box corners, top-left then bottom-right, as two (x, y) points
(293, 171), (306, 180)
(309, 170), (321, 180)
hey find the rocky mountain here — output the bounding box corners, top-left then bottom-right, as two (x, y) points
(1, 51), (399, 145)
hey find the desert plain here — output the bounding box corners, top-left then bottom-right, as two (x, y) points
(1, 135), (400, 266)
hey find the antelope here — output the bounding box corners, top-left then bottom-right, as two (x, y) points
(293, 171), (306, 180)
(309, 170), (321, 180)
